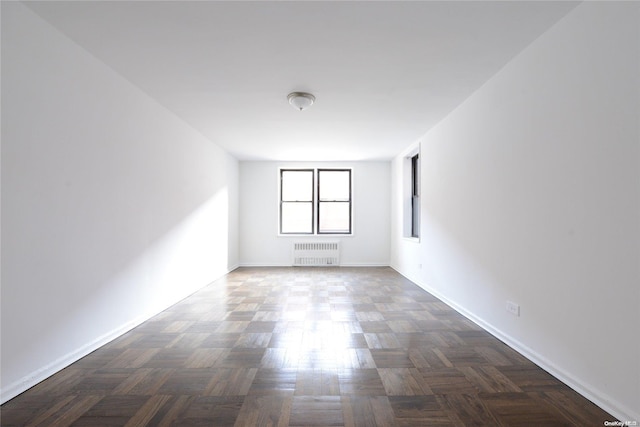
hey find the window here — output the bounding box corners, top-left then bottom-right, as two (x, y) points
(280, 168), (352, 235)
(403, 148), (420, 240)
(411, 154), (420, 238)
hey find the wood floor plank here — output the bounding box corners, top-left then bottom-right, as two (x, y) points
(371, 349), (415, 368)
(336, 348), (377, 369)
(437, 393), (501, 427)
(479, 392), (571, 426)
(338, 369), (387, 396)
(234, 393), (293, 427)
(161, 320), (195, 333)
(123, 395), (172, 427)
(342, 396), (395, 427)
(184, 348), (229, 368)
(173, 396), (246, 426)
(105, 348), (160, 369)
(23, 396), (76, 427)
(459, 365), (522, 394)
(295, 369), (340, 396)
(378, 368), (433, 396)
(204, 368), (258, 396)
(388, 395), (451, 424)
(42, 395), (103, 427)
(418, 367), (478, 394)
(289, 396), (343, 426)
(148, 395), (192, 427)
(23, 367), (88, 396)
(60, 395), (137, 426)
(528, 390), (612, 426)
(166, 332), (210, 349)
(111, 368), (174, 395)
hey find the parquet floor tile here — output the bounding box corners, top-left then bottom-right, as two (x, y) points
(289, 396), (344, 426)
(1, 267), (614, 426)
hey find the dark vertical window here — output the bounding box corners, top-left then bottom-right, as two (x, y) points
(317, 169), (352, 234)
(411, 154), (420, 238)
(280, 169), (314, 234)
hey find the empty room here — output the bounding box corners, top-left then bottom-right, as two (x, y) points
(1, 1), (638, 425)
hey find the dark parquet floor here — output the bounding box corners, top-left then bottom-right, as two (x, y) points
(1, 267), (613, 426)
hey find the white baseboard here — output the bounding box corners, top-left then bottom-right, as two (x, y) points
(339, 263), (390, 267)
(237, 262), (288, 267)
(391, 267), (638, 423)
(237, 262), (390, 268)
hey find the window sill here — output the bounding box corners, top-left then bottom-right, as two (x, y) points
(278, 233), (354, 238)
(403, 236), (420, 243)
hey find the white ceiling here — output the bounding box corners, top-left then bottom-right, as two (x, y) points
(25, 1), (578, 161)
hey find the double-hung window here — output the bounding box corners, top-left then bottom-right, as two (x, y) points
(280, 168), (352, 235)
(403, 149), (420, 240)
(411, 154), (420, 238)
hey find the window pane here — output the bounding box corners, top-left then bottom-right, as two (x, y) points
(319, 170), (350, 201)
(318, 202), (350, 233)
(282, 170), (313, 201)
(412, 154), (419, 197)
(281, 202), (313, 233)
(412, 195), (420, 237)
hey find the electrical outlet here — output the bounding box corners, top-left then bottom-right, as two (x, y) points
(506, 301), (520, 317)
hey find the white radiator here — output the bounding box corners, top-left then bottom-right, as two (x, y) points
(292, 242), (340, 266)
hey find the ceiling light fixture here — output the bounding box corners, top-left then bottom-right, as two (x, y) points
(288, 92), (315, 111)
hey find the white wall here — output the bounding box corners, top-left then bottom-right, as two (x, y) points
(392, 2), (639, 421)
(0, 2), (238, 403)
(240, 161), (390, 266)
